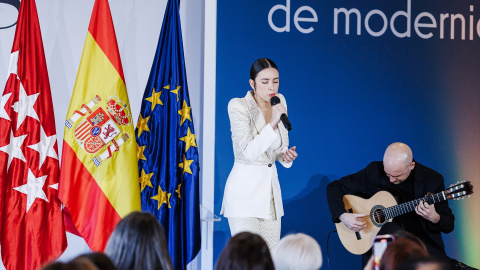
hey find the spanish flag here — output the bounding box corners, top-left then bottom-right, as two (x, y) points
(59, 0), (141, 251)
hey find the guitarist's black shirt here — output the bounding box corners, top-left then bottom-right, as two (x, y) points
(390, 169), (433, 248)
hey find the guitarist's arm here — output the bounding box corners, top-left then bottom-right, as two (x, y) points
(326, 162), (379, 223)
(417, 201), (454, 234)
(417, 174), (455, 234)
(430, 207), (455, 234)
(339, 213), (368, 232)
(425, 176), (455, 234)
(415, 201), (441, 224)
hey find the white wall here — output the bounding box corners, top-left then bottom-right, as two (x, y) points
(0, 0), (215, 269)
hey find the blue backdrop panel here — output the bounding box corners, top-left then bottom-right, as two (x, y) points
(215, 0), (480, 268)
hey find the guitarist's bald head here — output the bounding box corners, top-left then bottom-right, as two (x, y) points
(383, 142), (415, 184)
(384, 143), (413, 166)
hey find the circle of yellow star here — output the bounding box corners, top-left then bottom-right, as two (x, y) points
(178, 154), (194, 175)
(178, 100), (191, 125)
(151, 185), (171, 210)
(139, 169), (154, 192)
(145, 87), (163, 111)
(136, 114), (150, 137)
(176, 183), (182, 198)
(170, 86), (181, 102)
(179, 127), (197, 152)
(137, 143), (147, 161)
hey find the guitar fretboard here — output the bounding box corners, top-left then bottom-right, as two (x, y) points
(384, 192), (446, 219)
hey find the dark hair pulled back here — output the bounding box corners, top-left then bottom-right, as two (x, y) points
(250, 58), (278, 80)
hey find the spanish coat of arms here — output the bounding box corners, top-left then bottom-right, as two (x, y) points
(65, 95), (132, 167)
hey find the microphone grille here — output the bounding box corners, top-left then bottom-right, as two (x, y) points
(270, 96), (280, 105)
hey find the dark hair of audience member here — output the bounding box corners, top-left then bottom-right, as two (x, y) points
(215, 231), (275, 270)
(395, 256), (454, 270)
(42, 258), (98, 270)
(74, 252), (117, 270)
(393, 230), (427, 252)
(104, 211), (173, 270)
(380, 238), (429, 270)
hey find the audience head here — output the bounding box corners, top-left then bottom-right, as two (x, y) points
(392, 230), (427, 252)
(380, 238), (429, 270)
(74, 252), (117, 270)
(42, 258), (98, 270)
(105, 211), (173, 270)
(396, 256), (453, 270)
(271, 233), (323, 270)
(215, 231), (275, 270)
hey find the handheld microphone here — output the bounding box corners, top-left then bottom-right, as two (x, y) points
(270, 96), (292, 131)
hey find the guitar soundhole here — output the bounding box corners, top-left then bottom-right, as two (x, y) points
(370, 205), (387, 227)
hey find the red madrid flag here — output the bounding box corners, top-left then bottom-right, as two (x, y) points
(0, 0), (67, 269)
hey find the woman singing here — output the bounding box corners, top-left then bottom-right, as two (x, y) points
(220, 58), (298, 248)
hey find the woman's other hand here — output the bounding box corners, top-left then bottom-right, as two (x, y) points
(283, 146), (297, 163)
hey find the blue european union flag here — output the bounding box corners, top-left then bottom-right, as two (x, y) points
(136, 0), (201, 268)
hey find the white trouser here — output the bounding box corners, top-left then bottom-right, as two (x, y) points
(227, 194), (281, 249)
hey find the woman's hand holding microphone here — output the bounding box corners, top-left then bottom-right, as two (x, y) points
(269, 103), (287, 130)
(270, 103), (297, 163)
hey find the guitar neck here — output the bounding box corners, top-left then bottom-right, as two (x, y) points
(384, 191), (447, 219)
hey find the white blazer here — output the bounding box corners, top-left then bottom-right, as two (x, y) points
(221, 91), (292, 219)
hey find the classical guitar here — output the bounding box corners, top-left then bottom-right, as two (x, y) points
(335, 181), (474, 255)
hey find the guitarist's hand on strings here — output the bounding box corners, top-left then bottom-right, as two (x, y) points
(339, 213), (368, 232)
(415, 201), (440, 223)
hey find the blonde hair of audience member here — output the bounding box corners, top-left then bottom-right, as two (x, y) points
(104, 211), (173, 270)
(271, 233), (322, 270)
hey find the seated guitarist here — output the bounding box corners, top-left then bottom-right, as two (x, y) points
(326, 142), (474, 270)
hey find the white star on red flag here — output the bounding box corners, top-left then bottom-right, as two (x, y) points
(28, 126), (59, 169)
(1, 93), (12, 121)
(8, 51), (19, 76)
(0, 129), (27, 171)
(12, 83), (40, 129)
(13, 169), (49, 213)
(49, 183), (59, 190)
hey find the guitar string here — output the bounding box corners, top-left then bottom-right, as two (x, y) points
(369, 185), (469, 221)
(382, 193), (443, 219)
(370, 193), (444, 221)
(376, 193), (443, 220)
